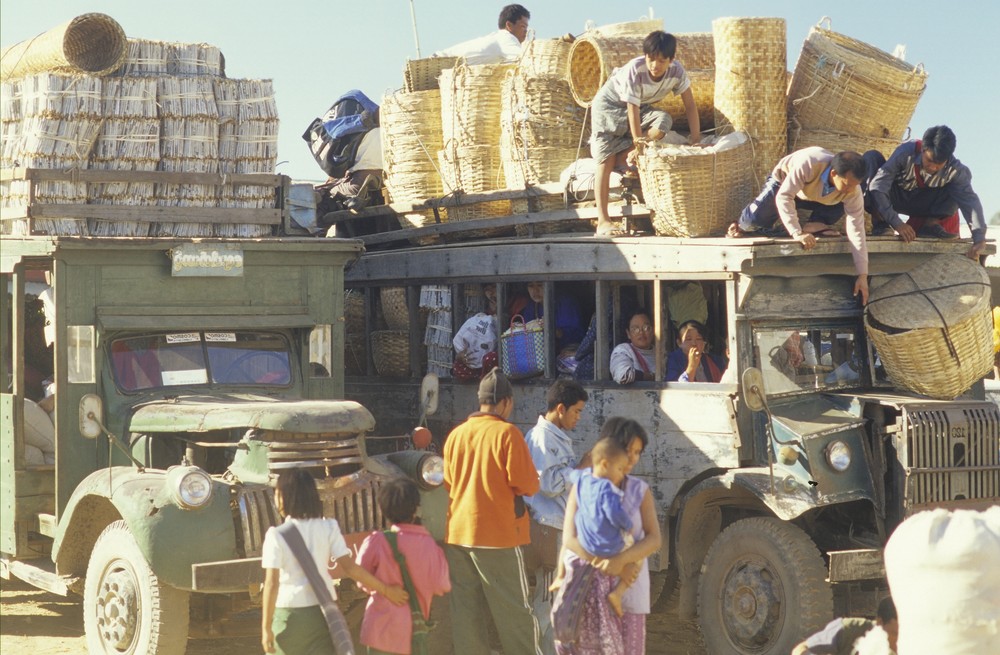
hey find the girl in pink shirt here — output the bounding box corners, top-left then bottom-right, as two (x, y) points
(356, 478), (451, 655)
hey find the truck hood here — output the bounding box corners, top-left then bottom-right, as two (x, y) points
(129, 396), (375, 435)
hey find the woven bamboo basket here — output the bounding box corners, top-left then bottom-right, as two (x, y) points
(673, 32), (716, 71)
(438, 144), (506, 194)
(517, 38), (573, 79)
(381, 89), (448, 205)
(501, 73), (588, 148)
(404, 56), (458, 92)
(865, 255), (993, 399)
(650, 69), (715, 131)
(371, 331), (411, 378)
(788, 19), (927, 140)
(713, 17), (787, 187)
(345, 289), (366, 335)
(440, 63), (513, 148)
(1, 13), (127, 81)
(380, 287), (411, 331)
(589, 18), (663, 38)
(637, 132), (754, 237)
(444, 200), (514, 242)
(501, 144), (580, 188)
(567, 33), (644, 107)
(397, 212), (446, 246)
(788, 128), (900, 159)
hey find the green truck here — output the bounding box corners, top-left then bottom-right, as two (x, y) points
(1, 235), (444, 654)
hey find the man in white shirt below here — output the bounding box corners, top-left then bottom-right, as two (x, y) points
(433, 4), (530, 65)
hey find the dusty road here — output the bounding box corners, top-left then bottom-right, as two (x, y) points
(1, 576), (706, 654)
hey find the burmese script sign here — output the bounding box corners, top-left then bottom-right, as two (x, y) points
(169, 244), (244, 277)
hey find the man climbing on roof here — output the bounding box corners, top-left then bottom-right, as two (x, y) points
(728, 147), (870, 305)
(864, 125), (987, 261)
(433, 4), (530, 66)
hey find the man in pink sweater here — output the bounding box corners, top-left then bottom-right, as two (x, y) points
(728, 147), (870, 305)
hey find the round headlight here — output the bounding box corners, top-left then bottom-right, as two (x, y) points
(419, 454), (444, 488)
(169, 466), (214, 509)
(826, 440), (852, 472)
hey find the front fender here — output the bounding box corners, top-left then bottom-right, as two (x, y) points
(53, 468), (237, 590)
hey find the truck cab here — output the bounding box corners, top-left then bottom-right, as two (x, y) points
(1, 236), (443, 654)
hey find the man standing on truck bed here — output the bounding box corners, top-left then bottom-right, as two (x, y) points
(443, 368), (542, 655)
(727, 148), (870, 305)
(865, 125), (987, 261)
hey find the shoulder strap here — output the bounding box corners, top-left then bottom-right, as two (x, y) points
(384, 531), (425, 619)
(277, 522), (355, 655)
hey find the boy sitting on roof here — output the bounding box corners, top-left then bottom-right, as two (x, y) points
(727, 148), (870, 305)
(433, 4), (530, 66)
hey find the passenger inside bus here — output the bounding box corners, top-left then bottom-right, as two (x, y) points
(453, 283), (499, 381)
(507, 281), (585, 349)
(610, 310), (656, 384)
(666, 320), (727, 382)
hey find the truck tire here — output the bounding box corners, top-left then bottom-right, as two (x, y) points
(697, 517), (832, 654)
(83, 520), (189, 655)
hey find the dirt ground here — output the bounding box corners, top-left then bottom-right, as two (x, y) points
(1, 575), (705, 654)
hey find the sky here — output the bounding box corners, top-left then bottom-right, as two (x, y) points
(2, 0), (998, 220)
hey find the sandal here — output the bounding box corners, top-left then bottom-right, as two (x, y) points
(594, 224), (628, 237)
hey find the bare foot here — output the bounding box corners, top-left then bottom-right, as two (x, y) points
(727, 222), (747, 238)
(607, 590), (624, 617)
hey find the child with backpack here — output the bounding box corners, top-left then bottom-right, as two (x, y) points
(261, 469), (408, 655)
(356, 478), (451, 655)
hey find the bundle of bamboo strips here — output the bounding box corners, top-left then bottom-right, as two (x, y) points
(89, 76), (159, 235)
(154, 75), (219, 236)
(167, 42), (224, 76)
(114, 39), (169, 76)
(0, 80), (20, 168)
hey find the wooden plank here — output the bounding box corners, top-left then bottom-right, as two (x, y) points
(1, 167), (284, 186)
(6, 559), (72, 595)
(361, 205), (649, 246)
(192, 557), (264, 590)
(20, 204), (281, 224)
(13, 470), (54, 497)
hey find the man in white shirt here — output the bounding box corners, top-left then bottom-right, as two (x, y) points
(434, 4), (530, 66)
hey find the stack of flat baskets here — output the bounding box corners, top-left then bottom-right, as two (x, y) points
(787, 17), (926, 156)
(439, 62), (514, 235)
(865, 255), (993, 400)
(636, 132), (754, 237)
(403, 56), (458, 93)
(380, 88), (448, 244)
(712, 17), (787, 186)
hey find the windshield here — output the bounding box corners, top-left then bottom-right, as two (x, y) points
(754, 326), (864, 395)
(110, 331), (292, 391)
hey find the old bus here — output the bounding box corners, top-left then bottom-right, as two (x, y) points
(1, 236), (443, 654)
(343, 231), (1000, 654)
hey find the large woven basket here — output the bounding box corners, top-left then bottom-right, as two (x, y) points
(713, 17), (787, 187)
(650, 68), (715, 131)
(381, 89), (447, 204)
(500, 74), (587, 148)
(1, 13), (127, 81)
(345, 289), (366, 335)
(673, 32), (716, 71)
(502, 144), (580, 188)
(588, 18), (663, 38)
(865, 255), (993, 399)
(404, 56), (458, 92)
(380, 287), (410, 331)
(371, 330), (411, 378)
(637, 132), (754, 237)
(440, 63), (514, 148)
(518, 38), (573, 79)
(438, 144), (506, 194)
(787, 18), (927, 140)
(788, 128), (900, 159)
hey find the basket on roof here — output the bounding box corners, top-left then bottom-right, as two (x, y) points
(787, 17), (927, 140)
(636, 132), (754, 238)
(1, 13), (127, 81)
(517, 37), (573, 79)
(865, 255), (993, 400)
(650, 69), (715, 131)
(381, 88), (447, 206)
(404, 56), (459, 92)
(439, 63), (513, 148)
(788, 128), (900, 160)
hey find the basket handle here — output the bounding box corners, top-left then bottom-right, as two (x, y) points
(509, 313), (527, 330)
(912, 62), (925, 75)
(816, 16), (832, 30)
(584, 19), (596, 32)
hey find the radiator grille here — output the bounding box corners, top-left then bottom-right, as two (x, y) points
(235, 486), (279, 557)
(318, 472), (386, 535)
(902, 403), (1000, 512)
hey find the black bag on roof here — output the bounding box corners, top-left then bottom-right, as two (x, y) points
(303, 90), (379, 178)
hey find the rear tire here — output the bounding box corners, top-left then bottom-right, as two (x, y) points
(697, 517), (832, 654)
(83, 520), (189, 655)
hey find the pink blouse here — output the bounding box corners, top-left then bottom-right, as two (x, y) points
(356, 524), (451, 654)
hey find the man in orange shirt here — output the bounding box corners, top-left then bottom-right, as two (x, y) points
(443, 368), (542, 655)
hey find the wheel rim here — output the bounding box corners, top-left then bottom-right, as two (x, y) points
(95, 559), (140, 653)
(719, 554), (785, 652)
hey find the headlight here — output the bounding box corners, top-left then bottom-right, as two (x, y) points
(167, 465), (214, 509)
(419, 454), (444, 488)
(825, 440), (852, 472)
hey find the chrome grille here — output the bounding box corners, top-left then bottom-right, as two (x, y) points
(236, 486), (279, 557)
(901, 403), (1000, 512)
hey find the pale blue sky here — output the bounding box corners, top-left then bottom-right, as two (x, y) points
(3, 0), (998, 218)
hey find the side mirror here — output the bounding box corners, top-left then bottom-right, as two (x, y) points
(420, 373), (439, 417)
(79, 394), (104, 439)
(741, 367), (768, 413)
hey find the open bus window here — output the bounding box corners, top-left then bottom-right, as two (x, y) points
(308, 325), (332, 378)
(756, 327), (862, 395)
(110, 332), (291, 391)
